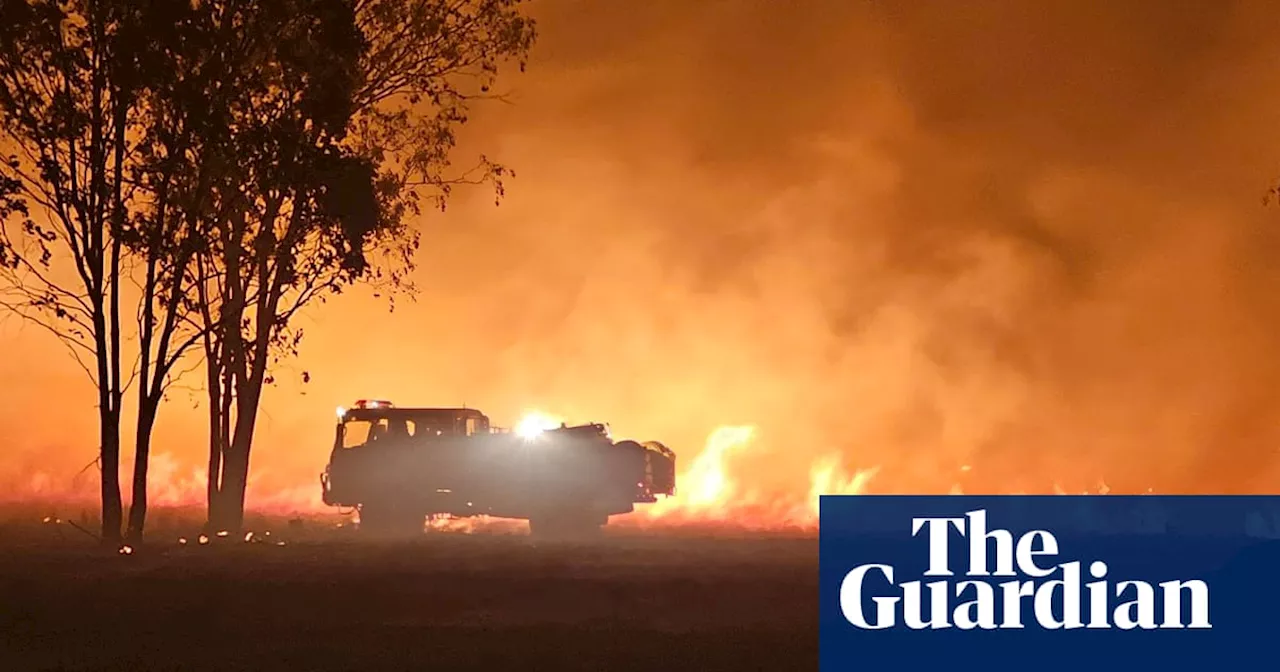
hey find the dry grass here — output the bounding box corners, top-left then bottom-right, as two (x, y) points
(0, 505), (817, 671)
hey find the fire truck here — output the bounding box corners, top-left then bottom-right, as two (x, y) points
(320, 400), (677, 538)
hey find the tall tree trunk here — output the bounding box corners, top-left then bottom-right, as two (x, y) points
(205, 392), (223, 526)
(126, 400), (159, 539)
(204, 338), (237, 531)
(113, 76), (138, 539)
(197, 251), (225, 530)
(218, 442), (249, 532)
(216, 384), (264, 533)
(205, 375), (230, 531)
(215, 261), (281, 532)
(94, 292), (121, 542)
(99, 414), (122, 544)
(104, 34), (125, 542)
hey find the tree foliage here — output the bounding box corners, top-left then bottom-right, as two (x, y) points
(0, 0), (535, 537)
(186, 0), (536, 530)
(0, 0), (191, 542)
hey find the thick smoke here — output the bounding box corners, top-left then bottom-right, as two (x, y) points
(5, 1), (1280, 512)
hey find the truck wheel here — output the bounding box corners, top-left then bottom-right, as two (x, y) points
(358, 502), (423, 538)
(528, 512), (605, 542)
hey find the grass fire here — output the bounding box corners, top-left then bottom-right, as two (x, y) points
(2, 0), (1279, 669)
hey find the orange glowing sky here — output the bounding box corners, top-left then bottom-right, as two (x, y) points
(6, 1), (1280, 522)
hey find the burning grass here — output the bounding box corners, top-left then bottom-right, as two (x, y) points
(0, 417), (1125, 545)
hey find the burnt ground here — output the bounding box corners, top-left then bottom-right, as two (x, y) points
(0, 511), (818, 672)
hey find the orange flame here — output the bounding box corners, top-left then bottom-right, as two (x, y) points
(633, 425), (879, 531)
(4, 421), (895, 534)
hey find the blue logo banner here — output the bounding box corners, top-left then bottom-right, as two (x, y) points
(819, 495), (1280, 671)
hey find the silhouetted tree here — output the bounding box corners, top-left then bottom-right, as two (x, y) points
(1, 0), (147, 542)
(0, 0), (235, 542)
(117, 0), (255, 539)
(195, 0), (535, 531)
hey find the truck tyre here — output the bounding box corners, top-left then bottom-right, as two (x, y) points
(358, 501), (423, 538)
(528, 511), (605, 542)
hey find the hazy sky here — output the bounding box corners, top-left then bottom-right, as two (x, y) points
(5, 0), (1280, 508)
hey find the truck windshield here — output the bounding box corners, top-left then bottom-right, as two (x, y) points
(341, 419), (376, 448)
(340, 417), (416, 448)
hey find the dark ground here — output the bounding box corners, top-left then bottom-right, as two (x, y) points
(0, 511), (817, 671)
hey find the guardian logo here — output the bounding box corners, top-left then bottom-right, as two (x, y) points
(819, 496), (1280, 672)
(840, 509), (1210, 630)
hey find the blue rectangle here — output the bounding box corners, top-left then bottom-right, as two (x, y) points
(819, 495), (1280, 671)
